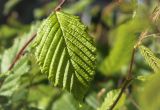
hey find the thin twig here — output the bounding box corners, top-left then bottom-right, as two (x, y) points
(8, 33), (37, 70)
(127, 48), (136, 79)
(109, 4), (160, 110)
(140, 33), (160, 40)
(97, 88), (106, 101)
(55, 0), (66, 11)
(109, 79), (132, 110)
(8, 0), (67, 71)
(109, 47), (135, 110)
(129, 95), (141, 110)
(8, 0), (67, 70)
(109, 30), (148, 110)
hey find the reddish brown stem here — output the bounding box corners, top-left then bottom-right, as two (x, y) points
(127, 48), (136, 80)
(109, 4), (160, 110)
(109, 48), (136, 110)
(8, 33), (37, 70)
(8, 0), (66, 71)
(55, 0), (66, 11)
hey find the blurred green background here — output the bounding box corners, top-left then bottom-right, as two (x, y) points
(0, 0), (160, 110)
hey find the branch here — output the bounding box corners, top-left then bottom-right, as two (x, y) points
(129, 95), (141, 110)
(109, 4), (160, 110)
(8, 0), (67, 71)
(109, 29), (149, 110)
(55, 0), (66, 11)
(109, 47), (135, 110)
(8, 33), (37, 70)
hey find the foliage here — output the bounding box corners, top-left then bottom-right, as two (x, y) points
(0, 0), (160, 110)
(0, 56), (29, 97)
(99, 18), (148, 75)
(139, 45), (160, 72)
(33, 11), (96, 101)
(138, 73), (160, 110)
(98, 89), (126, 110)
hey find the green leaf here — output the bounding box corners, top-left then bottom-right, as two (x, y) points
(0, 23), (38, 98)
(98, 89), (126, 110)
(136, 74), (153, 82)
(33, 11), (96, 100)
(138, 73), (160, 110)
(3, 0), (22, 14)
(99, 18), (148, 75)
(85, 92), (99, 109)
(0, 35), (32, 97)
(1, 37), (27, 73)
(0, 55), (29, 97)
(52, 92), (93, 110)
(0, 24), (38, 73)
(0, 25), (18, 38)
(27, 85), (61, 110)
(139, 45), (160, 72)
(64, 0), (93, 14)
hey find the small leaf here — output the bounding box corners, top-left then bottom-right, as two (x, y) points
(0, 24), (38, 73)
(3, 0), (22, 14)
(0, 25), (18, 38)
(0, 55), (29, 97)
(0, 24), (38, 98)
(52, 92), (93, 110)
(64, 0), (92, 14)
(138, 73), (160, 110)
(98, 89), (126, 110)
(85, 92), (99, 109)
(136, 74), (153, 82)
(33, 11), (96, 100)
(139, 45), (160, 72)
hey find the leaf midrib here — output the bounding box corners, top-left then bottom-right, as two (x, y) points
(55, 12), (91, 87)
(55, 12), (80, 74)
